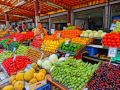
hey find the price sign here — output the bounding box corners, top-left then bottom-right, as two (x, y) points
(65, 40), (70, 45)
(65, 53), (70, 57)
(13, 47), (16, 52)
(58, 33), (61, 39)
(108, 47), (117, 57)
(13, 37), (16, 41)
(51, 29), (55, 34)
(13, 54), (16, 61)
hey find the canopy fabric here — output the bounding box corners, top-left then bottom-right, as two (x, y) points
(0, 0), (107, 22)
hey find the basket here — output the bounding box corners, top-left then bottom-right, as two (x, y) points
(26, 47), (42, 63)
(36, 83), (51, 90)
(29, 79), (47, 90)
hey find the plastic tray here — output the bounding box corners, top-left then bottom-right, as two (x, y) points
(36, 83), (51, 90)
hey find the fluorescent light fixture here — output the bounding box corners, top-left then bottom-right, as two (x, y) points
(46, 1), (63, 8)
(15, 0), (26, 7)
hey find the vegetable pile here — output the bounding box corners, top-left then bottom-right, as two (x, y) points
(103, 32), (120, 47)
(8, 42), (20, 52)
(52, 57), (99, 90)
(31, 36), (43, 49)
(0, 51), (13, 64)
(60, 42), (83, 55)
(2, 56), (32, 76)
(87, 63), (120, 90)
(60, 30), (82, 38)
(26, 47), (42, 62)
(16, 45), (29, 56)
(0, 38), (9, 49)
(72, 37), (92, 45)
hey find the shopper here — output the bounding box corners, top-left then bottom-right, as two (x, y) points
(15, 25), (20, 33)
(22, 22), (27, 31)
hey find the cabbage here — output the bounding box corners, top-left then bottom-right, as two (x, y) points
(84, 32), (89, 37)
(42, 60), (52, 70)
(89, 32), (94, 38)
(48, 54), (58, 64)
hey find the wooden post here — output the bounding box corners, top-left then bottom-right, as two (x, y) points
(34, 0), (40, 27)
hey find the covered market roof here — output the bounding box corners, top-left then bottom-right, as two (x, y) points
(0, 0), (107, 23)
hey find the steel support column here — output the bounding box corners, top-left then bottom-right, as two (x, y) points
(49, 15), (52, 34)
(34, 0), (40, 27)
(104, 1), (111, 32)
(68, 10), (71, 24)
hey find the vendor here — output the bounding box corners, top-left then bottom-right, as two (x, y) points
(66, 23), (81, 30)
(34, 23), (48, 36)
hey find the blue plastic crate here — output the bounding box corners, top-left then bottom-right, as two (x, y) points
(36, 83), (51, 90)
(86, 47), (99, 57)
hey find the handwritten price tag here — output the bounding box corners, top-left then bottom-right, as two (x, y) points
(108, 47), (117, 57)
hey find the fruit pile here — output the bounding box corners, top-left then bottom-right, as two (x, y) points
(26, 47), (42, 62)
(52, 57), (99, 90)
(8, 42), (20, 52)
(60, 42), (83, 54)
(31, 36), (43, 49)
(44, 35), (58, 40)
(2, 56), (32, 76)
(2, 65), (47, 90)
(103, 32), (120, 47)
(60, 30), (82, 38)
(87, 63), (120, 90)
(10, 32), (34, 42)
(72, 37), (92, 44)
(16, 45), (29, 56)
(41, 39), (65, 53)
(0, 51), (13, 64)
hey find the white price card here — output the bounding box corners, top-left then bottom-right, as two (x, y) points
(51, 29), (55, 34)
(13, 54), (16, 61)
(108, 47), (117, 57)
(65, 53), (70, 57)
(65, 40), (70, 45)
(58, 33), (61, 38)
(13, 37), (16, 41)
(13, 47), (16, 52)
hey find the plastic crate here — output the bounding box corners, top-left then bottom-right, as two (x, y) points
(86, 47), (99, 57)
(36, 83), (51, 90)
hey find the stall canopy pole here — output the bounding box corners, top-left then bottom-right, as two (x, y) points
(34, 0), (40, 27)
(104, 0), (111, 32)
(68, 10), (71, 24)
(5, 12), (9, 28)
